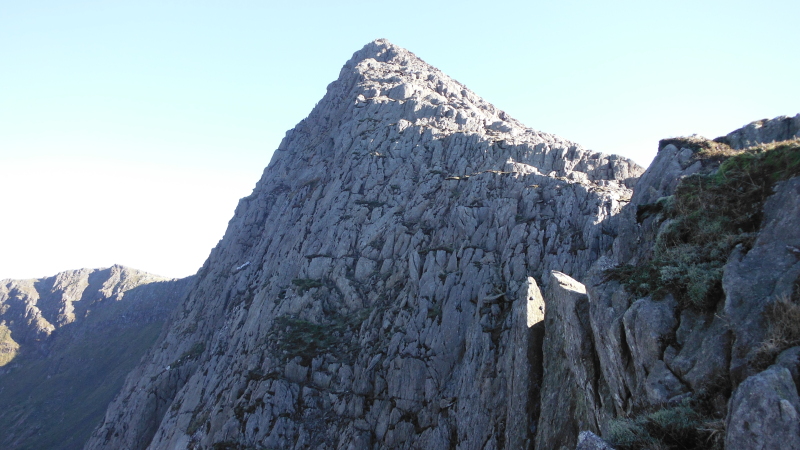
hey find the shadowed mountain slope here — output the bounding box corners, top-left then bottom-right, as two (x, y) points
(0, 265), (191, 450)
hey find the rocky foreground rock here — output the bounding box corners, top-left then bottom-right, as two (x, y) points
(540, 116), (800, 449)
(81, 39), (800, 450)
(0, 265), (190, 450)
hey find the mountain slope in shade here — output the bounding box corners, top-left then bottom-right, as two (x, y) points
(86, 39), (641, 449)
(0, 265), (191, 450)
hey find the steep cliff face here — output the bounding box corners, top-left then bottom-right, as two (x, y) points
(0, 265), (190, 450)
(86, 39), (641, 450)
(536, 116), (800, 450)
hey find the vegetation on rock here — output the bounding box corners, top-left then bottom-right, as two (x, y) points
(753, 281), (800, 369)
(0, 324), (19, 367)
(608, 399), (724, 450)
(290, 278), (324, 295)
(271, 312), (366, 364)
(608, 139), (800, 310)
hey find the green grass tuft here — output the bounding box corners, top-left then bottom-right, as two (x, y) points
(608, 139), (800, 310)
(608, 401), (724, 450)
(753, 279), (800, 369)
(271, 310), (368, 364)
(291, 278), (324, 295)
(0, 324), (20, 367)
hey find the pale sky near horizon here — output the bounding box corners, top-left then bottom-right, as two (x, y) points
(1, 1), (798, 280)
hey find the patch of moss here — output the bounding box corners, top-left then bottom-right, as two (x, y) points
(171, 342), (206, 369)
(291, 278), (324, 295)
(234, 398), (265, 420)
(0, 324), (19, 367)
(180, 322), (198, 336)
(211, 442), (271, 450)
(187, 408), (210, 435)
(608, 139), (800, 310)
(272, 311), (367, 364)
(246, 369), (281, 382)
(635, 196), (674, 223)
(427, 301), (443, 323)
(419, 245), (454, 255)
(354, 199), (386, 209)
(658, 136), (726, 153)
(369, 238), (385, 250)
(608, 401), (724, 450)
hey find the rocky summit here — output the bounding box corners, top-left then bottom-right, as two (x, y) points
(86, 39), (640, 449)
(78, 39), (800, 450)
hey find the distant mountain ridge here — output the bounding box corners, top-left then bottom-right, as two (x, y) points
(0, 265), (191, 450)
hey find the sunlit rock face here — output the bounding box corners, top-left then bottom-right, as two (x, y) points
(549, 116), (800, 450)
(85, 39), (641, 450)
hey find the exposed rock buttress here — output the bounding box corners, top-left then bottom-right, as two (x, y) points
(85, 39), (641, 450)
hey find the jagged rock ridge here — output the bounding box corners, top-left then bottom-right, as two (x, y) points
(537, 115), (800, 449)
(86, 39), (641, 449)
(0, 265), (191, 450)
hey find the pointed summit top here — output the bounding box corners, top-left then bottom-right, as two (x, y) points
(314, 38), (540, 150)
(273, 39), (641, 185)
(340, 38), (427, 75)
(346, 38), (406, 66)
(85, 37), (643, 450)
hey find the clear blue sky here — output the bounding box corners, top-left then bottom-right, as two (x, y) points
(1, 0), (798, 280)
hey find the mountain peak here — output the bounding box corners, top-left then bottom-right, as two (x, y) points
(337, 38), (526, 137)
(345, 38), (405, 66)
(87, 41), (643, 450)
(275, 39), (640, 187)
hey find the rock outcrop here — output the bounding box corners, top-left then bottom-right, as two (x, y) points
(86, 39), (641, 450)
(534, 115), (800, 449)
(0, 265), (190, 450)
(535, 272), (603, 450)
(718, 115), (800, 150)
(78, 37), (799, 450)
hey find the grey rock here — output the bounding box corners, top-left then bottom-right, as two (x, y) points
(726, 366), (800, 450)
(576, 116), (800, 450)
(86, 39), (640, 450)
(724, 176), (800, 384)
(61, 36), (799, 450)
(505, 277), (545, 450)
(776, 346), (800, 389)
(622, 295), (680, 403)
(644, 360), (686, 404)
(0, 264), (172, 346)
(585, 271), (636, 416)
(536, 272), (602, 450)
(611, 141), (719, 267)
(721, 114), (800, 149)
(581, 137), (726, 416)
(666, 308), (731, 392)
(575, 431), (615, 450)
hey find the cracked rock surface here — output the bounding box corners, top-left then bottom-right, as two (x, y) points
(85, 39), (641, 450)
(540, 116), (800, 449)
